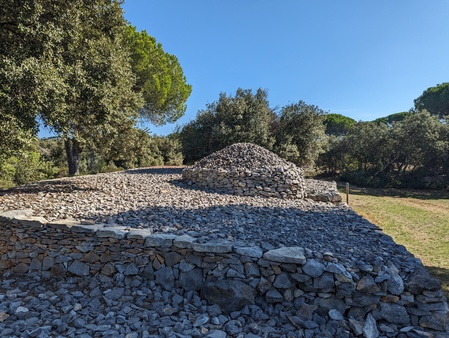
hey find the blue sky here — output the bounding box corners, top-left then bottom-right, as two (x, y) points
(39, 1), (449, 137)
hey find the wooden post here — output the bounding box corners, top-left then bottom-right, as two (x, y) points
(346, 182), (349, 204)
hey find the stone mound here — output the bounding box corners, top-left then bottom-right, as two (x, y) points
(182, 143), (306, 199)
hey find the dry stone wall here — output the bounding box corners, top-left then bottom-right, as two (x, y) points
(1, 210), (448, 337)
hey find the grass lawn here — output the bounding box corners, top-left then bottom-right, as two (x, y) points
(342, 186), (449, 299)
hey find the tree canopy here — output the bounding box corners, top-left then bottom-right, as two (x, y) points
(414, 82), (449, 118)
(179, 88), (276, 163)
(179, 90), (327, 166)
(124, 25), (192, 125)
(274, 101), (327, 166)
(373, 112), (410, 126)
(323, 113), (356, 136)
(0, 0), (191, 175)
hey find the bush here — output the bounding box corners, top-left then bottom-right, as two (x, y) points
(0, 151), (58, 187)
(340, 170), (400, 189)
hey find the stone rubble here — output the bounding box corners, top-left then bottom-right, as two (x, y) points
(182, 143), (341, 203)
(0, 167), (448, 337)
(182, 143), (306, 200)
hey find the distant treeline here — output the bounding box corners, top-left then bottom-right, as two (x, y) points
(176, 86), (449, 190)
(3, 84), (448, 190)
(2, 3), (448, 189)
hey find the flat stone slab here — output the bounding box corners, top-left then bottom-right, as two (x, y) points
(47, 220), (81, 230)
(127, 229), (154, 240)
(0, 209), (47, 227)
(71, 224), (106, 233)
(0, 209), (34, 220)
(263, 247), (306, 264)
(16, 216), (48, 227)
(234, 246), (263, 258)
(96, 226), (129, 239)
(173, 234), (197, 249)
(144, 234), (178, 247)
(192, 240), (233, 253)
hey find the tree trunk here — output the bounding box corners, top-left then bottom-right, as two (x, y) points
(65, 138), (81, 176)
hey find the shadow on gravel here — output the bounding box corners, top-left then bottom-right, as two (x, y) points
(168, 179), (239, 197)
(89, 201), (397, 260)
(0, 180), (98, 196)
(124, 167), (183, 175)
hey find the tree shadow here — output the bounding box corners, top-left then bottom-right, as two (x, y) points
(84, 198), (426, 272)
(168, 178), (240, 196)
(124, 167), (184, 175)
(0, 179), (98, 196)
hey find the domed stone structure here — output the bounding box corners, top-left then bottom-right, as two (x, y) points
(182, 143), (306, 199)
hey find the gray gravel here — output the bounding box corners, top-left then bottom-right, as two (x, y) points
(0, 168), (425, 337)
(1, 273), (315, 338)
(0, 168), (415, 271)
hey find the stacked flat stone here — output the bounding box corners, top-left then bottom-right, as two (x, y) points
(0, 211), (448, 337)
(304, 179), (342, 203)
(182, 143), (306, 199)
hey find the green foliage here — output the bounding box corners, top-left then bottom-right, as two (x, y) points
(274, 101), (327, 166)
(1, 0), (144, 175)
(324, 113), (356, 136)
(153, 135), (184, 166)
(124, 25), (192, 125)
(36, 129), (183, 178)
(38, 137), (67, 176)
(0, 115), (35, 159)
(373, 112), (410, 126)
(319, 111), (449, 189)
(317, 135), (349, 175)
(1, 1), (190, 176)
(414, 82), (449, 118)
(179, 88), (276, 163)
(0, 139), (58, 187)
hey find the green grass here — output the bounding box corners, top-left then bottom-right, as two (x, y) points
(343, 187), (449, 299)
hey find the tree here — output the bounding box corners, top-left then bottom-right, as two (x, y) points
(274, 101), (327, 166)
(1, 0), (144, 175)
(323, 113), (356, 136)
(373, 112), (410, 126)
(343, 122), (392, 172)
(391, 110), (448, 176)
(317, 110), (449, 188)
(1, 1), (191, 177)
(414, 83), (449, 118)
(179, 88), (276, 163)
(124, 25), (192, 125)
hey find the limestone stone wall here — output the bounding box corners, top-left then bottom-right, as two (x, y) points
(1, 212), (448, 336)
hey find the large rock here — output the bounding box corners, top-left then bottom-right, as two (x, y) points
(407, 269), (442, 294)
(201, 280), (256, 313)
(263, 247), (306, 264)
(179, 268), (204, 291)
(379, 302), (410, 325)
(304, 179), (342, 203)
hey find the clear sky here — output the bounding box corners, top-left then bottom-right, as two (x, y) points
(39, 1), (449, 137)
